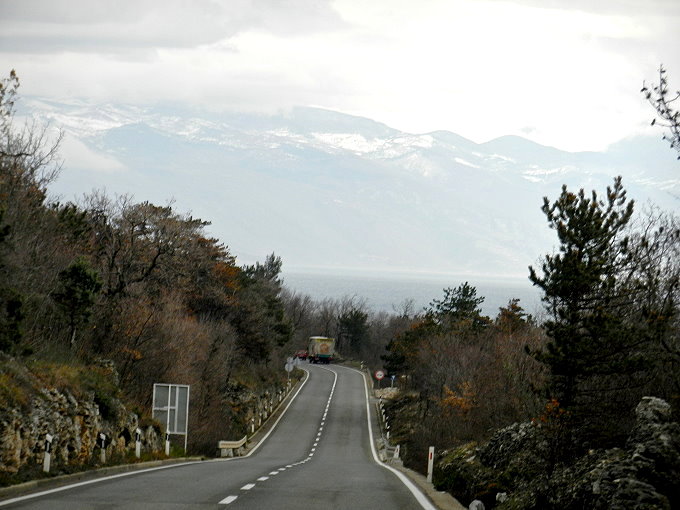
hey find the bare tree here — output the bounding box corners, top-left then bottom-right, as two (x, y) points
(642, 65), (680, 159)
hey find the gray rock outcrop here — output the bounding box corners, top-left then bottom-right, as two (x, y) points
(0, 365), (162, 480)
(435, 396), (680, 509)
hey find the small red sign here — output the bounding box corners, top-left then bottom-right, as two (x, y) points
(375, 370), (385, 380)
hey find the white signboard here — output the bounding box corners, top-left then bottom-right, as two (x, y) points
(152, 383), (190, 452)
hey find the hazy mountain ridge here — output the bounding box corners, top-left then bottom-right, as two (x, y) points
(18, 98), (680, 277)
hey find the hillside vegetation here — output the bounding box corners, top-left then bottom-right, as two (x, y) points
(0, 72), (295, 467)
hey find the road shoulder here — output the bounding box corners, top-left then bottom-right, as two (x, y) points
(355, 366), (466, 510)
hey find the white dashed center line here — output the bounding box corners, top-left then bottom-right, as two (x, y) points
(218, 367), (339, 507)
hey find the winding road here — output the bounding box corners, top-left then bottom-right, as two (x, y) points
(1, 365), (435, 510)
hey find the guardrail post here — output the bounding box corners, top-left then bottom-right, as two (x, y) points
(99, 433), (107, 463)
(135, 428), (142, 459)
(427, 446), (434, 483)
(43, 434), (53, 473)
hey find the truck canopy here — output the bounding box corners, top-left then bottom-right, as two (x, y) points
(308, 336), (335, 364)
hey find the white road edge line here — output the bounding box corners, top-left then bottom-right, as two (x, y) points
(0, 460), (205, 507)
(352, 365), (438, 510)
(0, 371), (313, 508)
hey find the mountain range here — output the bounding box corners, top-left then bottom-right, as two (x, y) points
(18, 98), (680, 279)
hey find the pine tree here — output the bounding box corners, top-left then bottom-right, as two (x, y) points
(528, 177), (656, 446)
(52, 258), (102, 349)
(529, 177), (636, 407)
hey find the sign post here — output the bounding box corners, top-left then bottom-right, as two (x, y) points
(374, 370), (385, 388)
(152, 383), (190, 454)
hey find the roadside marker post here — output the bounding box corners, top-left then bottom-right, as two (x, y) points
(165, 433), (170, 456)
(135, 428), (142, 459)
(427, 446), (435, 483)
(285, 358), (294, 386)
(43, 434), (53, 473)
(99, 433), (107, 464)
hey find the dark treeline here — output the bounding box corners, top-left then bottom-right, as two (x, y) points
(283, 283), (549, 451)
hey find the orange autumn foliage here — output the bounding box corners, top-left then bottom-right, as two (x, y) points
(441, 381), (477, 416)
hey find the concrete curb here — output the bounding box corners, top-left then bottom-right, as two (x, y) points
(391, 463), (467, 510)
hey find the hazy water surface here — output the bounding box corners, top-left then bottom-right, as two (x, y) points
(282, 271), (543, 319)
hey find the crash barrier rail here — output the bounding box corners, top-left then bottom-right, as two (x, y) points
(375, 394), (401, 464)
(216, 376), (300, 457)
(217, 436), (248, 457)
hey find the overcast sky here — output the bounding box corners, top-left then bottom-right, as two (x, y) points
(1, 0), (678, 152)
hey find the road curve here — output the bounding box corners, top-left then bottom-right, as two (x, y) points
(1, 364), (434, 510)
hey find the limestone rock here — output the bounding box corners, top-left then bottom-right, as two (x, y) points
(436, 396), (679, 509)
(0, 373), (162, 480)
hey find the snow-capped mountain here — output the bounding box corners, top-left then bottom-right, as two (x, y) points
(17, 98), (680, 278)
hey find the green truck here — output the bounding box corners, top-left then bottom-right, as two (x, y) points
(308, 336), (335, 364)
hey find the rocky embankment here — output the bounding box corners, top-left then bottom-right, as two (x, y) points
(0, 356), (163, 484)
(434, 397), (680, 509)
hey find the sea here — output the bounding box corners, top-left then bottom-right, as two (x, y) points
(281, 270), (544, 319)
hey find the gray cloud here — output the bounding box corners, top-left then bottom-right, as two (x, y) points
(0, 0), (346, 54)
(500, 0), (680, 16)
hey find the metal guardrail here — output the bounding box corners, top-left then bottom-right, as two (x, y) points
(375, 393), (401, 465)
(217, 436), (247, 457)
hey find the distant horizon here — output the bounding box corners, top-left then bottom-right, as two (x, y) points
(19, 95), (666, 156)
(281, 269), (543, 319)
(281, 264), (533, 283)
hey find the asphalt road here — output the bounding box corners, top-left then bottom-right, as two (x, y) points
(1, 364), (435, 510)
